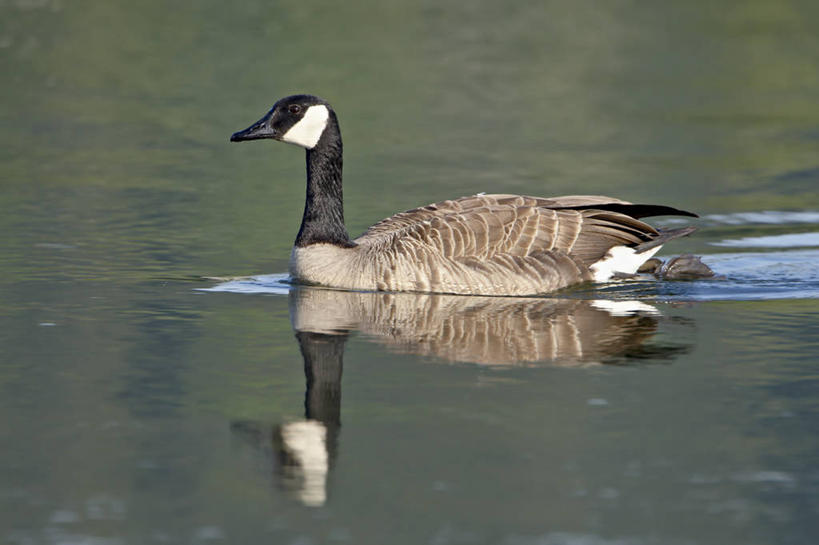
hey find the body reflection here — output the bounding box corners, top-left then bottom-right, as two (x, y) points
(233, 287), (691, 506)
(290, 288), (688, 366)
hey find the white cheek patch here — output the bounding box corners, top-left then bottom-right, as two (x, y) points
(282, 104), (330, 149)
(589, 245), (662, 282)
(280, 420), (329, 506)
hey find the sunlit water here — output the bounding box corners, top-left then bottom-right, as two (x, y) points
(2, 1), (819, 544)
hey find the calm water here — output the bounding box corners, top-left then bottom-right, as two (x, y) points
(2, 1), (818, 544)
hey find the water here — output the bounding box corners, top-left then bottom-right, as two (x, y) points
(2, 1), (819, 544)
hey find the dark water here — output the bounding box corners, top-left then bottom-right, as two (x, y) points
(2, 1), (819, 544)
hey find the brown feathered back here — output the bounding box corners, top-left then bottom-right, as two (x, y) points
(357, 193), (690, 267)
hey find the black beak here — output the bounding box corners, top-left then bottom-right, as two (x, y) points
(230, 110), (276, 142)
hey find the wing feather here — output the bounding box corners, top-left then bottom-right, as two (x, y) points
(356, 193), (693, 269)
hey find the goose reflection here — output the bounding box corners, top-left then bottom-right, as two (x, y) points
(232, 287), (691, 506)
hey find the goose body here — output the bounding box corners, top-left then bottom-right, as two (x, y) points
(231, 95), (697, 296)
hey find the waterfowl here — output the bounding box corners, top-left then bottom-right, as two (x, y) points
(230, 94), (697, 296)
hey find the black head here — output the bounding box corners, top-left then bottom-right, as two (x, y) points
(230, 95), (332, 149)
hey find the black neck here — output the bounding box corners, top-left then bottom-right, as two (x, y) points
(294, 116), (354, 248)
(296, 331), (345, 427)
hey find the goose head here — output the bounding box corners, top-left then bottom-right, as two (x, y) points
(230, 94), (332, 150)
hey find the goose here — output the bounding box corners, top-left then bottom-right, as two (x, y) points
(230, 94), (697, 296)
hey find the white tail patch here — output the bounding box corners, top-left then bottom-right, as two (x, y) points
(590, 299), (660, 316)
(589, 245), (661, 282)
(282, 104), (329, 149)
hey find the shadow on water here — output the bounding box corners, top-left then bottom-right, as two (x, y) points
(230, 286), (693, 507)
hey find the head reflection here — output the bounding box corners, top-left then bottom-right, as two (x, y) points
(231, 330), (346, 508)
(272, 331), (344, 507)
(232, 287), (690, 506)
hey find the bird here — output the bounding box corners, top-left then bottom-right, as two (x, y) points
(230, 94), (697, 296)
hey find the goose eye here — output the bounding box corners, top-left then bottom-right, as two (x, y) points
(288, 104), (302, 114)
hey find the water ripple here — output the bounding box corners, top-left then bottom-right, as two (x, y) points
(712, 232), (819, 248)
(703, 211), (819, 225)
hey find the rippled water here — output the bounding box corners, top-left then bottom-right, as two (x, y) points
(2, 1), (819, 544)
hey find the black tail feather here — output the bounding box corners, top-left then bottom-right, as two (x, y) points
(562, 203), (699, 219)
(633, 226), (697, 252)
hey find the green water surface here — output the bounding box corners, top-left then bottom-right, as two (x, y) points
(1, 1), (818, 544)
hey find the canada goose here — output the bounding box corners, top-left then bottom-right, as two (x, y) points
(231, 95), (698, 296)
